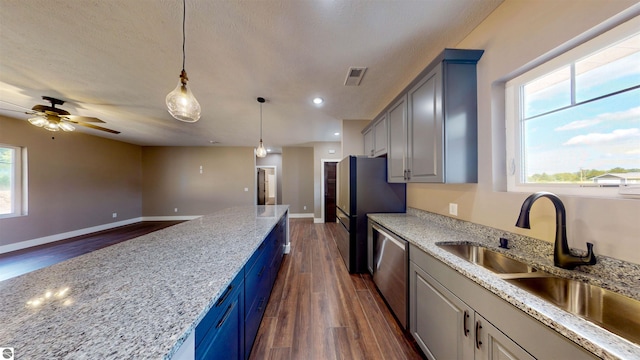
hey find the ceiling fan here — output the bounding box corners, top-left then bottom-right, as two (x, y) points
(3, 96), (120, 134)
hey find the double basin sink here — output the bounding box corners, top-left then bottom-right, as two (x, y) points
(438, 243), (640, 346)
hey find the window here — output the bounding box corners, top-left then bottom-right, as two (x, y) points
(0, 144), (26, 218)
(506, 17), (640, 197)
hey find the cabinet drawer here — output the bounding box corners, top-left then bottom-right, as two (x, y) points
(195, 287), (244, 360)
(195, 271), (244, 348)
(245, 237), (269, 274)
(245, 248), (270, 309)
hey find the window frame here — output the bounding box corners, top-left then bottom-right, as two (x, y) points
(0, 144), (27, 218)
(505, 16), (640, 198)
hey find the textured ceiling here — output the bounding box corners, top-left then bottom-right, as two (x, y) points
(0, 0), (503, 148)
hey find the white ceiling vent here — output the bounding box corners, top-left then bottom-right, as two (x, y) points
(344, 67), (367, 86)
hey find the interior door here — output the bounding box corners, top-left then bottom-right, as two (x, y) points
(257, 169), (266, 205)
(324, 162), (337, 222)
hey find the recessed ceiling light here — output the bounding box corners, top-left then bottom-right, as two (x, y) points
(334, 132), (340, 136)
(313, 97), (324, 105)
(267, 148), (272, 152)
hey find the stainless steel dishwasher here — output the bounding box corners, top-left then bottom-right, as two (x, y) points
(369, 221), (408, 329)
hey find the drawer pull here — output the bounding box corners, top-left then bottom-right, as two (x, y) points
(257, 266), (266, 278)
(214, 284), (234, 307)
(216, 303), (234, 329)
(475, 321), (483, 349)
(463, 310), (470, 337)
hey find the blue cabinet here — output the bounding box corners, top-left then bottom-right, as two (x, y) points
(194, 212), (287, 360)
(195, 272), (244, 360)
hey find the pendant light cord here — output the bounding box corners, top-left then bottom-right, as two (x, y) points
(182, 0), (186, 71)
(260, 103), (263, 140)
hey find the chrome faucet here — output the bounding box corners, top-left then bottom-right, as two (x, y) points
(515, 191), (596, 269)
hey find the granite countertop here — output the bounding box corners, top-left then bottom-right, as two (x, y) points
(368, 208), (640, 360)
(0, 205), (289, 360)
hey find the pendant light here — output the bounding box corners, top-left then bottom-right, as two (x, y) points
(256, 97), (267, 158)
(166, 0), (201, 123)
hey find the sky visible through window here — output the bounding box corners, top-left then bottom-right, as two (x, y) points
(521, 34), (640, 180)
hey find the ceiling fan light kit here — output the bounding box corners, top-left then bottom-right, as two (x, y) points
(255, 97), (267, 158)
(21, 96), (120, 134)
(166, 0), (201, 123)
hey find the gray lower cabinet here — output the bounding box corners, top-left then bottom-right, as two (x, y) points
(409, 244), (598, 360)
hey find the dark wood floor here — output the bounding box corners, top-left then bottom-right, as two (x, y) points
(0, 221), (183, 282)
(249, 219), (425, 360)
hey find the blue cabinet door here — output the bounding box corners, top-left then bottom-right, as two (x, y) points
(196, 287), (244, 360)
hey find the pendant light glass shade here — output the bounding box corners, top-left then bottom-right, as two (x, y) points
(166, 70), (201, 122)
(256, 140), (267, 158)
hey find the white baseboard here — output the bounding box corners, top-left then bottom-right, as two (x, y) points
(314, 218), (324, 223)
(0, 217), (143, 255)
(142, 216), (201, 221)
(284, 243), (291, 254)
(288, 213), (314, 219)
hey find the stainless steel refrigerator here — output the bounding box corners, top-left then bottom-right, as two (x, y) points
(335, 155), (406, 273)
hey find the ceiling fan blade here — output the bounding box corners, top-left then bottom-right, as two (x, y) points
(73, 121), (120, 134)
(0, 100), (32, 111)
(0, 107), (31, 114)
(64, 115), (105, 123)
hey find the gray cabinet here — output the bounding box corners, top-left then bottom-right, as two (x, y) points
(386, 49), (483, 183)
(373, 114), (388, 157)
(362, 114), (388, 157)
(387, 95), (407, 182)
(409, 244), (597, 360)
(363, 127), (374, 157)
(410, 260), (533, 360)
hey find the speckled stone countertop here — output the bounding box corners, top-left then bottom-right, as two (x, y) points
(368, 208), (640, 360)
(0, 205), (289, 360)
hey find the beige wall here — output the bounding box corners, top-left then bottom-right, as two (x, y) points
(407, 0), (640, 264)
(312, 142), (342, 219)
(282, 147), (314, 214)
(257, 153), (283, 204)
(0, 116), (142, 247)
(141, 146), (254, 216)
(342, 119), (369, 157)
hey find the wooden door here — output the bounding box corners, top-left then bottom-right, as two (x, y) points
(324, 162), (337, 222)
(257, 169), (266, 205)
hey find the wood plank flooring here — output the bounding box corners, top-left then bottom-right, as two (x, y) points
(249, 219), (425, 360)
(0, 221), (183, 282)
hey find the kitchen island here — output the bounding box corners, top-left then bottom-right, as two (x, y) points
(368, 208), (640, 360)
(0, 205), (288, 359)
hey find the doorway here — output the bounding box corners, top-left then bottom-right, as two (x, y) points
(257, 166), (277, 205)
(322, 160), (338, 223)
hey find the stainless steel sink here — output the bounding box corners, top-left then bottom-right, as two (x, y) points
(438, 244), (537, 275)
(506, 276), (640, 345)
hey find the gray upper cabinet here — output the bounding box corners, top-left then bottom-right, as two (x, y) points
(387, 95), (407, 182)
(386, 48), (483, 183)
(373, 114), (388, 157)
(362, 113), (388, 158)
(363, 127), (374, 157)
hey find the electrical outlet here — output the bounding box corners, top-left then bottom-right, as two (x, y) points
(112, 212), (117, 218)
(303, 206), (307, 210)
(199, 165), (203, 174)
(244, 188), (249, 192)
(449, 203), (458, 216)
(174, 208), (178, 213)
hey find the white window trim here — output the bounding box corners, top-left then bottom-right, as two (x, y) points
(505, 15), (640, 199)
(0, 144), (27, 218)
